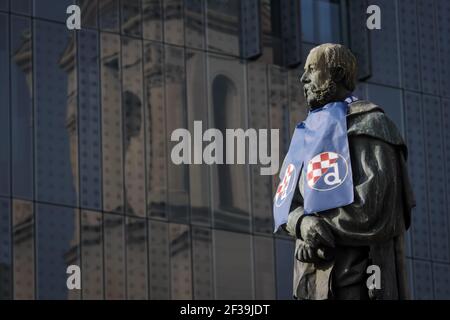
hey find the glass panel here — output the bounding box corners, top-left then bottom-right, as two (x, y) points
(213, 229), (253, 299)
(185, 0), (205, 50)
(11, 16), (33, 200)
(0, 198), (12, 299)
(36, 204), (80, 300)
(78, 0), (98, 29)
(78, 29), (102, 210)
(34, 21), (78, 207)
(164, 0), (184, 46)
(268, 65), (289, 201)
(13, 200), (35, 300)
(0, 13), (10, 197)
(165, 45), (189, 223)
(208, 53), (251, 232)
(100, 0), (120, 32)
(206, 0), (240, 56)
(122, 37), (146, 217)
(101, 32), (124, 214)
(422, 95), (448, 262)
(126, 217), (148, 299)
(301, 0), (341, 44)
(143, 41), (167, 219)
(33, 0), (74, 23)
(192, 226), (213, 299)
(186, 49), (211, 226)
(369, 0), (400, 87)
(11, 0), (32, 15)
(0, 0), (8, 11)
(104, 212), (126, 299)
(437, 0), (450, 98)
(404, 92), (430, 260)
(288, 66), (307, 134)
(170, 223), (192, 299)
(142, 0), (163, 41)
(148, 220), (170, 299)
(121, 0), (142, 37)
(367, 83), (404, 133)
(418, 0), (439, 96)
(254, 235), (275, 299)
(247, 62), (273, 234)
(81, 210), (103, 300)
(275, 238), (294, 300)
(399, 0), (421, 92)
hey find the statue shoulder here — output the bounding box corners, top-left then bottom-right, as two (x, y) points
(346, 100), (406, 149)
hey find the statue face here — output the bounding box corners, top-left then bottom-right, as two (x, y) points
(300, 47), (337, 109)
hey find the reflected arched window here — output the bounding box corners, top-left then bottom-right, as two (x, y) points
(212, 74), (244, 214)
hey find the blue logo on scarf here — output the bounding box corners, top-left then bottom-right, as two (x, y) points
(273, 97), (357, 232)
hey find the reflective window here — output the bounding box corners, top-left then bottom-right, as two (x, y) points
(143, 0), (163, 41)
(0, 198), (12, 299)
(78, 0), (98, 29)
(192, 227), (213, 299)
(186, 49), (211, 226)
(148, 220), (170, 299)
(164, 0), (184, 46)
(206, 0), (240, 56)
(269, 65), (289, 196)
(165, 45), (189, 223)
(100, 0), (120, 32)
(170, 223), (192, 299)
(247, 62), (273, 234)
(422, 95), (448, 262)
(78, 29), (102, 211)
(0, 13), (10, 197)
(0, 0), (8, 11)
(288, 66), (308, 133)
(367, 84), (404, 133)
(34, 21), (77, 207)
(208, 53), (251, 233)
(254, 236), (276, 299)
(81, 210), (103, 300)
(126, 217), (148, 299)
(213, 230), (253, 299)
(275, 238), (294, 299)
(11, 0), (32, 15)
(11, 16), (33, 200)
(122, 0), (142, 37)
(368, 0), (400, 87)
(33, 0), (73, 23)
(36, 204), (79, 299)
(143, 41), (167, 219)
(301, 0), (342, 44)
(104, 213), (126, 299)
(404, 92), (430, 260)
(101, 33), (124, 214)
(13, 200), (35, 300)
(185, 0), (205, 50)
(122, 37), (146, 217)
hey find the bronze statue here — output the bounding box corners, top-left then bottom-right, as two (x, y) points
(281, 43), (415, 300)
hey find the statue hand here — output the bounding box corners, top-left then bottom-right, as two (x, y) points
(297, 243), (334, 263)
(299, 215), (335, 248)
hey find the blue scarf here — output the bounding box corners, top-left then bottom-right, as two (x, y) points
(273, 96), (357, 232)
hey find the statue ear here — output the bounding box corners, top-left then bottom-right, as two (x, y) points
(331, 66), (345, 83)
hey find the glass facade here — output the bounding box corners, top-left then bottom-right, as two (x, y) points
(0, 0), (449, 300)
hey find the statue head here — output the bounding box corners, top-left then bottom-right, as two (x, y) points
(300, 43), (357, 109)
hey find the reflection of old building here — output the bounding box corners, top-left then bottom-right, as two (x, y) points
(1, 0), (450, 300)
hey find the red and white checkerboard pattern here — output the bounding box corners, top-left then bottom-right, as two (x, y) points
(276, 163), (295, 202)
(306, 152), (339, 187)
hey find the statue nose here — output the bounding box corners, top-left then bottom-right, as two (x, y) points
(299, 73), (309, 84)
